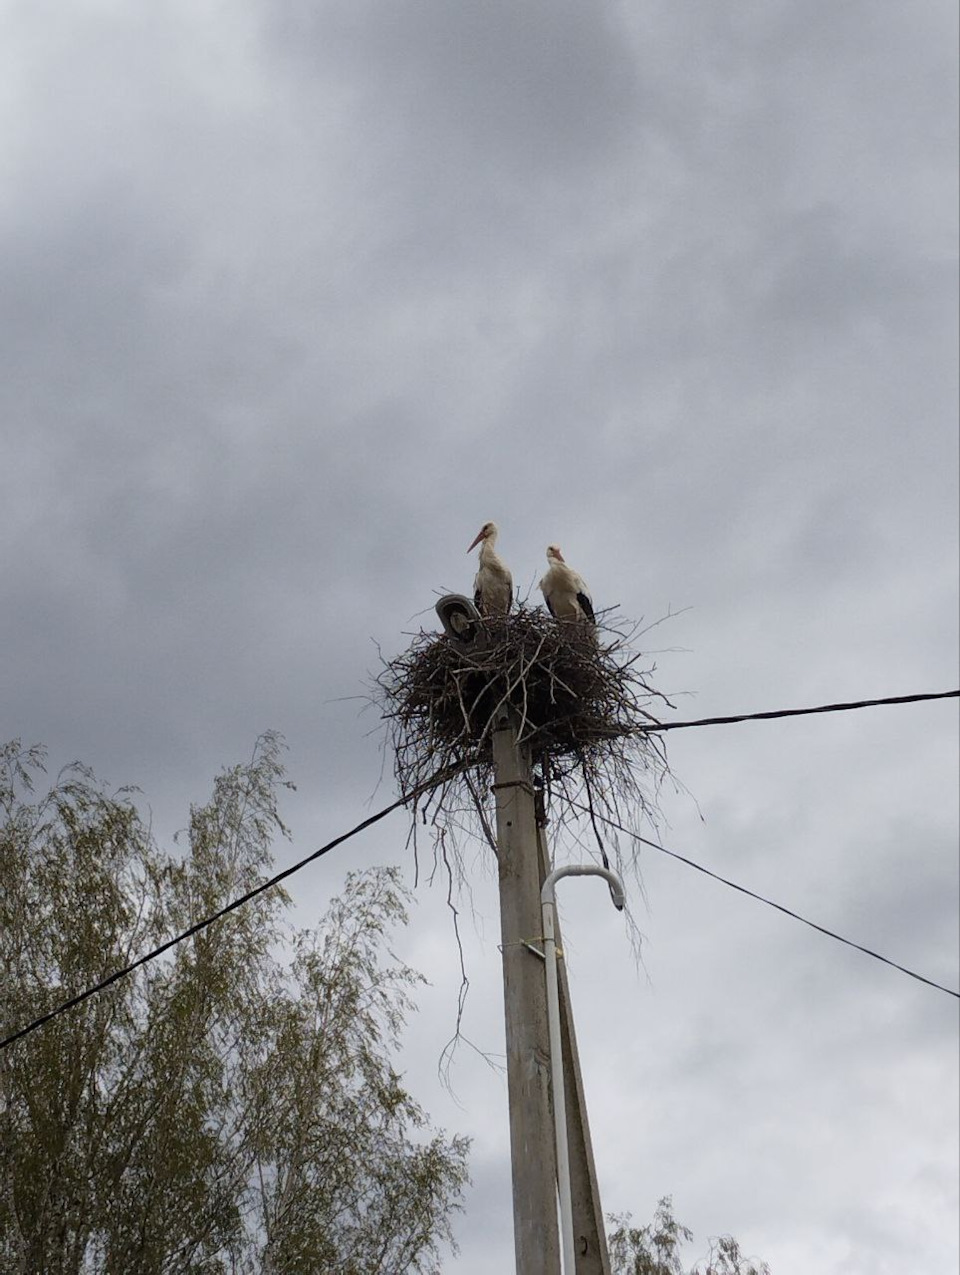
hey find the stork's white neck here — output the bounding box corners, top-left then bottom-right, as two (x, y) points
(480, 531), (499, 560)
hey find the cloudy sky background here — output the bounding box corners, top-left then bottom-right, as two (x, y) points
(2, 0), (958, 1270)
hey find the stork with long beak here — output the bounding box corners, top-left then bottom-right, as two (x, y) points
(539, 545), (595, 622)
(467, 521), (513, 615)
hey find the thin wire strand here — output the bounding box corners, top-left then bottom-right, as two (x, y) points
(637, 688), (958, 732)
(569, 801), (960, 1000)
(0, 764), (464, 1053)
(4, 688), (957, 1051)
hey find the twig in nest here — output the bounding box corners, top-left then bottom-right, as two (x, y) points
(373, 603), (675, 881)
(435, 830), (504, 1098)
(374, 603), (679, 1077)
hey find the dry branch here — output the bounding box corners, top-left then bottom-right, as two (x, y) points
(374, 604), (675, 880)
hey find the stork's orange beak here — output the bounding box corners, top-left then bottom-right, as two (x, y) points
(467, 529), (486, 552)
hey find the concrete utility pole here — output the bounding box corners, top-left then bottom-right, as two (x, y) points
(493, 714), (614, 1275)
(492, 714), (560, 1275)
(437, 596), (613, 1272)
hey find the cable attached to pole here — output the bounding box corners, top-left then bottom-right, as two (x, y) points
(0, 764), (465, 1053)
(3, 688), (956, 1050)
(569, 802), (959, 1000)
(637, 688), (959, 733)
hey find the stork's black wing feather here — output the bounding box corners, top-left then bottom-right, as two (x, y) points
(577, 592), (596, 622)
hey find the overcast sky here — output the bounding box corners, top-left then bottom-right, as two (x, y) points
(2, 1), (958, 1271)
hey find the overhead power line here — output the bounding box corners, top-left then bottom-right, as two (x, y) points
(2, 687), (957, 1052)
(573, 802), (959, 1000)
(0, 764), (464, 1053)
(638, 688), (959, 732)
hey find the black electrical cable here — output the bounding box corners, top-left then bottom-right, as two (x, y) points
(0, 764), (464, 1053)
(3, 688), (956, 1051)
(637, 688), (958, 732)
(570, 801), (960, 1000)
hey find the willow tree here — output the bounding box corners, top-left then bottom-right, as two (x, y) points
(0, 735), (468, 1274)
(607, 1197), (770, 1275)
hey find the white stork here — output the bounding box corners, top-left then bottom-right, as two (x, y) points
(467, 521), (513, 615)
(539, 545), (595, 622)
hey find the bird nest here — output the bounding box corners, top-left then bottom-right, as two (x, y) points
(374, 604), (675, 864)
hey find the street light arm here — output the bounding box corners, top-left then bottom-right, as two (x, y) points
(542, 863), (625, 911)
(541, 861), (626, 1272)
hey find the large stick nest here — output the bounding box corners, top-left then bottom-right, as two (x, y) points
(374, 602), (679, 1083)
(374, 604), (676, 864)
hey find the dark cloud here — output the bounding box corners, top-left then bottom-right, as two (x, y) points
(0, 1), (956, 1270)
(268, 0), (641, 176)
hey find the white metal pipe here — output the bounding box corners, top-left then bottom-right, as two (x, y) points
(541, 864), (625, 1274)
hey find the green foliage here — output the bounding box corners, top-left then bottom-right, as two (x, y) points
(608, 1197), (770, 1275)
(0, 735), (468, 1274)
